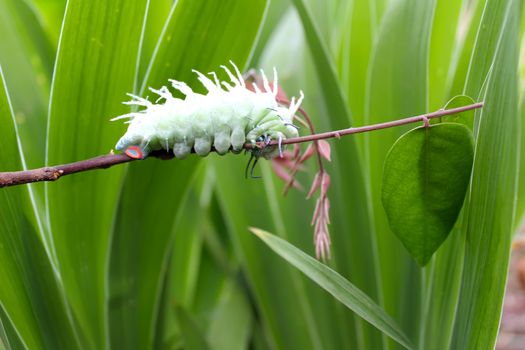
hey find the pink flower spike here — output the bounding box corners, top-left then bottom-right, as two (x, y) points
(272, 161), (302, 190)
(272, 161), (292, 182)
(299, 144), (315, 163)
(284, 176), (303, 191)
(320, 172), (331, 198)
(324, 198), (331, 224)
(317, 140), (331, 162)
(306, 171), (322, 199)
(279, 150), (296, 161)
(311, 198), (322, 225)
(293, 143), (301, 158)
(315, 229), (331, 260)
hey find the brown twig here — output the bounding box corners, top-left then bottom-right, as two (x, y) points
(0, 102), (483, 188)
(253, 101), (484, 147)
(0, 153), (134, 187)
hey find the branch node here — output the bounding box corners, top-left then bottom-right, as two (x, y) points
(422, 116), (430, 128)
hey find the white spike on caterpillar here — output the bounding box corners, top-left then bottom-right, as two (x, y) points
(112, 62), (301, 160)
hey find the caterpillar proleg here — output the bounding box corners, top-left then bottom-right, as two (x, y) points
(112, 62), (303, 161)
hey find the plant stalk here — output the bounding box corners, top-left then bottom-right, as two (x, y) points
(0, 102), (483, 188)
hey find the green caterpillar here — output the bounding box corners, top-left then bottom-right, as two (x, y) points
(112, 62), (302, 163)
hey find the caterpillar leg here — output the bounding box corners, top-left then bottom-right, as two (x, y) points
(173, 141), (192, 159)
(214, 131), (231, 155)
(245, 153), (261, 179)
(194, 136), (212, 156)
(230, 127), (246, 153)
(278, 134), (283, 158)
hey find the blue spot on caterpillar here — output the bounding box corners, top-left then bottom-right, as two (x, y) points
(112, 62), (303, 164)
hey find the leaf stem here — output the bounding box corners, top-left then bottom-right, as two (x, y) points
(0, 102), (483, 188)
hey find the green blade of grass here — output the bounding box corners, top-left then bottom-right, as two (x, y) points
(0, 305), (26, 350)
(518, 102), (525, 226)
(25, 0), (66, 49)
(165, 176), (254, 350)
(248, 0), (290, 67)
(205, 278), (253, 350)
(419, 2), (482, 348)
(0, 0), (54, 170)
(0, 0), (56, 229)
(213, 158), (329, 350)
(251, 228), (414, 350)
(108, 1), (268, 349)
(0, 67), (79, 350)
(290, 1), (384, 347)
(451, 0), (520, 347)
(344, 0), (374, 124)
(428, 0), (462, 110)
(365, 1), (436, 344)
(45, 1), (149, 348)
(446, 1), (486, 99)
(518, 11), (525, 226)
(135, 0), (171, 89)
(175, 306), (210, 350)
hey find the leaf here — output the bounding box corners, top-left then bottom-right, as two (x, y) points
(290, 0), (384, 346)
(382, 123), (474, 266)
(451, 0), (520, 347)
(205, 281), (252, 350)
(0, 0), (55, 225)
(435, 95), (476, 129)
(108, 1), (269, 349)
(364, 0), (437, 341)
(175, 306), (210, 350)
(0, 68), (79, 349)
(0, 0), (54, 169)
(135, 0), (172, 88)
(251, 227), (414, 350)
(25, 0), (66, 48)
(427, 0), (463, 110)
(45, 1), (149, 348)
(213, 158), (338, 349)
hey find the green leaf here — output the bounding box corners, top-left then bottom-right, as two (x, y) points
(213, 159), (334, 350)
(446, 1), (487, 99)
(0, 305), (26, 350)
(205, 279), (252, 350)
(0, 0), (55, 225)
(0, 68), (79, 349)
(135, 0), (171, 88)
(45, 1), (149, 348)
(437, 95), (476, 129)
(108, 1), (268, 349)
(382, 123), (474, 266)
(251, 228), (414, 350)
(175, 306), (210, 350)
(364, 0), (437, 340)
(427, 0), (463, 110)
(290, 1), (384, 347)
(451, 0), (520, 347)
(0, 0), (54, 169)
(25, 0), (66, 49)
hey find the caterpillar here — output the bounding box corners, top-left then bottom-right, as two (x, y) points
(112, 62), (303, 165)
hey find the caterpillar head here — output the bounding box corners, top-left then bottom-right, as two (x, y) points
(246, 115), (299, 160)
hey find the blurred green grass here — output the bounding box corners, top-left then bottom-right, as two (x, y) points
(0, 0), (522, 349)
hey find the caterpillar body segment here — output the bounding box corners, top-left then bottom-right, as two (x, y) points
(113, 62), (302, 160)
